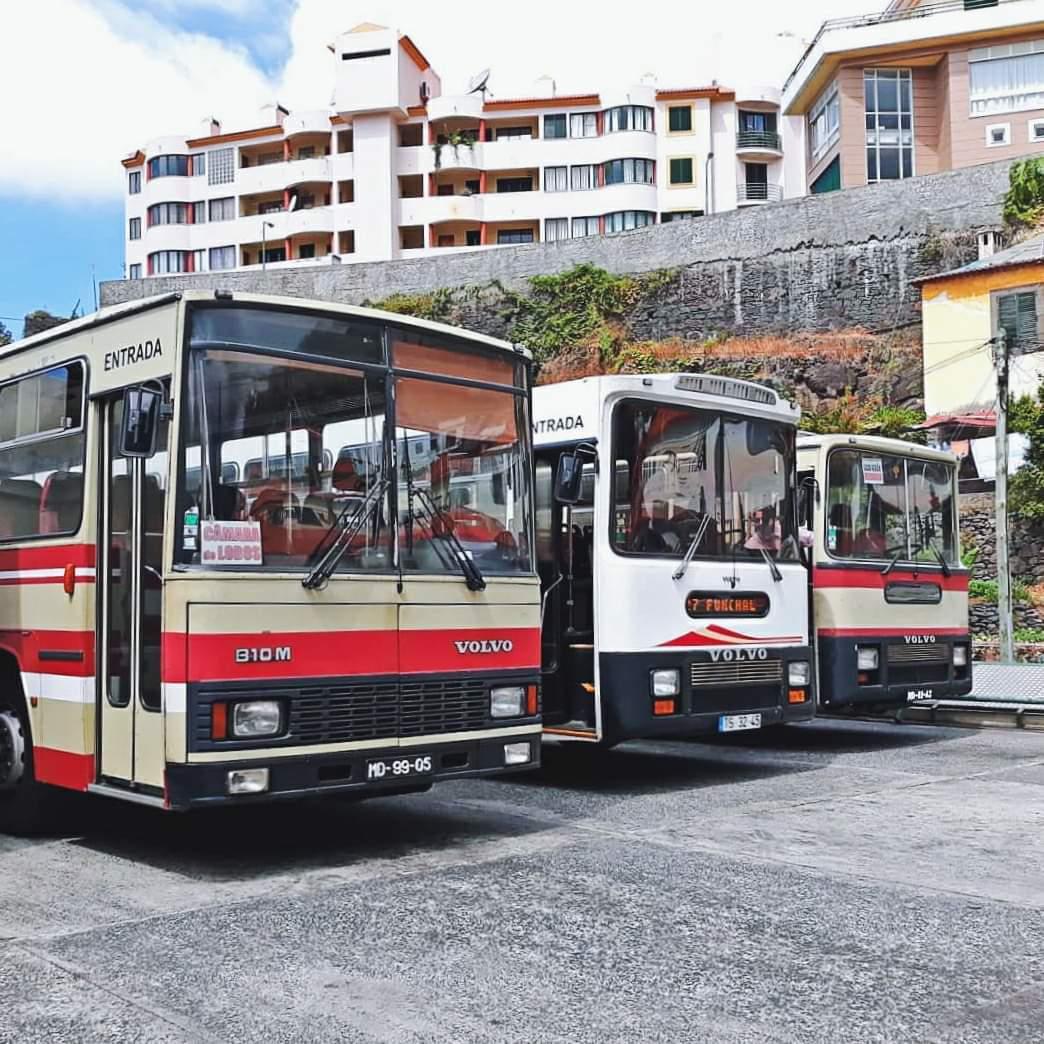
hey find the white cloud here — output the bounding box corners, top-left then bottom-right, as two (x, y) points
(0, 0), (876, 202)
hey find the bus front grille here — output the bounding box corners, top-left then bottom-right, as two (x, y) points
(289, 682), (400, 744)
(689, 660), (784, 688)
(399, 678), (488, 737)
(888, 643), (951, 665)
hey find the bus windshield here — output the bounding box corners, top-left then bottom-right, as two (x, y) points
(825, 448), (958, 565)
(611, 399), (798, 561)
(176, 305), (532, 576)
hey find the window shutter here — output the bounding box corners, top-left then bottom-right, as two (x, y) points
(999, 292), (1038, 355)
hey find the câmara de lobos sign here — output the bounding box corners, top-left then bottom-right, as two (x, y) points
(533, 415), (584, 436)
(104, 338), (162, 372)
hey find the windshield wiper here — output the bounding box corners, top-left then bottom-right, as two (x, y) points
(672, 515), (712, 581)
(302, 478), (390, 590)
(408, 483), (486, 592)
(881, 551), (902, 576)
(759, 547), (783, 583)
(927, 542), (952, 577)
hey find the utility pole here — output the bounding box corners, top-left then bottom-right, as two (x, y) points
(995, 328), (1015, 664)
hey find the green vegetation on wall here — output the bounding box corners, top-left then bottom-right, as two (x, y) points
(1009, 385), (1044, 521)
(1004, 157), (1044, 229)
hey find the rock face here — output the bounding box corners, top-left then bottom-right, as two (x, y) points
(961, 503), (1044, 586)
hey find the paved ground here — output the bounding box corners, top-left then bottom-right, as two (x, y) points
(3, 720), (1044, 1044)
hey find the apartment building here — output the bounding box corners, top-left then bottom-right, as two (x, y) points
(122, 23), (786, 277)
(782, 0), (1044, 196)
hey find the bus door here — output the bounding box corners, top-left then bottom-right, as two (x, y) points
(98, 392), (169, 790)
(536, 452), (597, 738)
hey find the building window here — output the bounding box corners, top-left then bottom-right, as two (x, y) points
(258, 200), (284, 215)
(572, 216), (599, 238)
(571, 164), (596, 191)
(147, 202), (192, 226)
(603, 158), (655, 186)
(209, 246), (235, 270)
(669, 158), (694, 185)
(207, 147), (234, 186)
(545, 217), (569, 242)
(190, 153), (205, 177)
(661, 211), (701, 223)
(810, 156), (841, 194)
(496, 176), (533, 193)
(865, 68), (914, 182)
(128, 263), (142, 280)
(338, 129), (355, 153)
(191, 201), (207, 224)
(299, 243), (316, 259)
(668, 106), (693, 133)
(970, 40), (1044, 116)
(497, 229), (535, 245)
(128, 171), (141, 194)
(147, 154), (191, 179)
(465, 229), (481, 246)
(997, 290), (1039, 354)
(986, 123), (1011, 146)
(208, 197), (235, 222)
(495, 126), (533, 140)
(544, 166), (569, 192)
(149, 250), (190, 274)
(604, 105), (654, 133)
(808, 82), (840, 163)
(570, 112), (598, 138)
(128, 217), (141, 240)
(544, 114), (568, 139)
(604, 210), (654, 233)
(262, 247), (286, 263)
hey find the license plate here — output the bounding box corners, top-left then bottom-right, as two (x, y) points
(365, 754), (434, 782)
(718, 713), (762, 733)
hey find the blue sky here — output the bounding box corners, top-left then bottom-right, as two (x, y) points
(0, 0), (870, 339)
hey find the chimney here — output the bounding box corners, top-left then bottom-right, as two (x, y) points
(977, 228), (1004, 260)
(200, 117), (221, 136)
(533, 75), (556, 98)
(259, 103), (288, 127)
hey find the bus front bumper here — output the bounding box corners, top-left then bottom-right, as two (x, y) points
(164, 731), (540, 809)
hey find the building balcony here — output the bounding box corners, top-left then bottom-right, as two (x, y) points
(432, 141), (483, 172)
(236, 162), (292, 196)
(284, 157), (332, 187)
(285, 206), (338, 237)
(736, 182), (784, 206)
(736, 130), (783, 158)
(400, 194), (484, 225)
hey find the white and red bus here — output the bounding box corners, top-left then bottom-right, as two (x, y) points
(533, 374), (814, 745)
(798, 434), (971, 712)
(0, 292), (540, 832)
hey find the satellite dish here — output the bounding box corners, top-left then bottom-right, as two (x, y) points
(467, 68), (491, 96)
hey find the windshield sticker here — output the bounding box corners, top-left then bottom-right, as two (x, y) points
(200, 521), (263, 566)
(827, 525), (838, 551)
(861, 457), (885, 485)
(183, 506), (200, 552)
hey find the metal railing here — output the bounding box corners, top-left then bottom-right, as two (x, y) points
(736, 130), (783, 152)
(785, 0), (1021, 93)
(737, 182), (784, 203)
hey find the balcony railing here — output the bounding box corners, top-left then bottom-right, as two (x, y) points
(785, 0), (1017, 92)
(737, 130), (783, 152)
(737, 182), (783, 204)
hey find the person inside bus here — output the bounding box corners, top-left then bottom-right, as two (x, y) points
(743, 506), (782, 553)
(853, 491), (888, 557)
(828, 503), (854, 556)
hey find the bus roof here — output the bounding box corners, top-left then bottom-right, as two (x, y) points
(797, 431), (958, 465)
(0, 290), (526, 362)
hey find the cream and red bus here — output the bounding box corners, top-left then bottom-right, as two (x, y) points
(798, 434), (971, 712)
(533, 374), (815, 745)
(0, 292), (539, 832)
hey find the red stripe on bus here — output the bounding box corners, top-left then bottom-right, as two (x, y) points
(399, 627), (541, 674)
(818, 628), (970, 638)
(161, 627), (542, 683)
(34, 747), (95, 791)
(813, 567), (968, 592)
(0, 544), (96, 572)
(0, 629), (95, 676)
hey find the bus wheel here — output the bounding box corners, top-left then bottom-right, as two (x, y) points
(0, 700), (55, 835)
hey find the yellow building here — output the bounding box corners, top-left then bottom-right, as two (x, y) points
(919, 233), (1044, 419)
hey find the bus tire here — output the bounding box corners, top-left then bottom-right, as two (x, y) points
(0, 684), (58, 836)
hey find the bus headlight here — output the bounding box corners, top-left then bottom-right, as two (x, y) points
(490, 686), (526, 718)
(231, 700), (283, 738)
(953, 645), (968, 667)
(856, 646), (880, 671)
(651, 669), (681, 697)
(788, 661), (811, 686)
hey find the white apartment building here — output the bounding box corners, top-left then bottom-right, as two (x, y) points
(122, 23), (786, 278)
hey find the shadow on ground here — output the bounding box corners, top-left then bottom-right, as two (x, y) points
(706, 718), (971, 755)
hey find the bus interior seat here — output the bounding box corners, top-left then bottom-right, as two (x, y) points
(39, 471), (83, 533)
(213, 483), (246, 521)
(332, 457), (364, 493)
(0, 479), (44, 538)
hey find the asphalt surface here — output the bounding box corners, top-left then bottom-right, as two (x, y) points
(3, 720), (1044, 1044)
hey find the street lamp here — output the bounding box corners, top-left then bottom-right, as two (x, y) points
(261, 220), (275, 271)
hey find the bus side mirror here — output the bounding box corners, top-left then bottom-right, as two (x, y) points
(554, 453), (584, 505)
(119, 384), (162, 458)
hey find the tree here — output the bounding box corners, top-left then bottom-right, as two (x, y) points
(0, 321), (11, 347)
(22, 310), (67, 338)
(1009, 386), (1044, 520)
